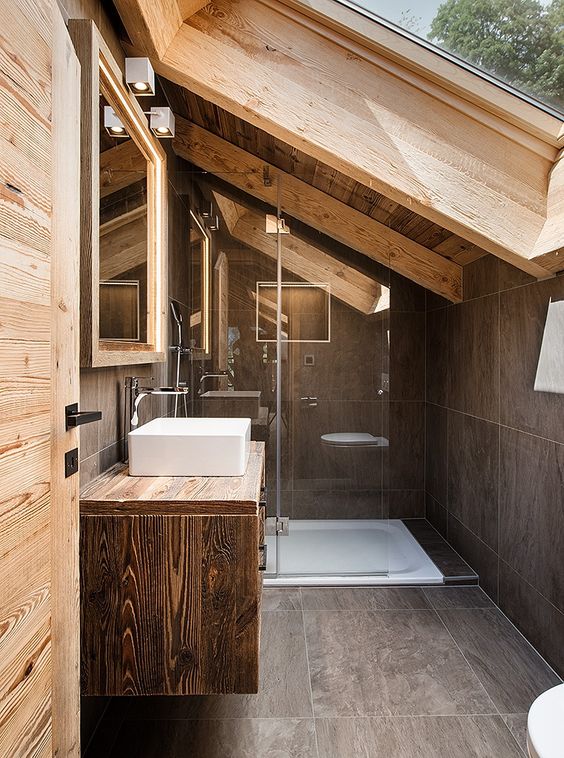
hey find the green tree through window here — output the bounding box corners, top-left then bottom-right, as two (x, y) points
(428, 0), (564, 111)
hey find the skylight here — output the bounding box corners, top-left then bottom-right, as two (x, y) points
(333, 0), (564, 116)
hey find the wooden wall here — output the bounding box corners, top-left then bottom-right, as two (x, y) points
(1, 1), (81, 754)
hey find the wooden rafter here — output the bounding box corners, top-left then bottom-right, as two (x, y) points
(173, 116), (463, 301)
(214, 194), (387, 315)
(529, 149), (564, 271)
(149, 0), (559, 275)
(114, 0), (564, 277)
(100, 140), (147, 198)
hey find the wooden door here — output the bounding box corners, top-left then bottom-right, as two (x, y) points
(0, 1), (81, 755)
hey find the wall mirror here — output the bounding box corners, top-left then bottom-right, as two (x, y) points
(188, 210), (211, 356)
(256, 282), (331, 343)
(70, 20), (167, 367)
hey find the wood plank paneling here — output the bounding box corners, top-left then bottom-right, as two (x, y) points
(0, 0), (54, 754)
(80, 512), (261, 695)
(51, 7), (81, 755)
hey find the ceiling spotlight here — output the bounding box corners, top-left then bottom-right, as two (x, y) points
(149, 107), (175, 138)
(201, 201), (214, 218)
(125, 57), (155, 96)
(103, 106), (128, 137)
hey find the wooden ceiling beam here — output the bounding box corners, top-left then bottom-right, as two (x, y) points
(173, 117), (463, 301)
(178, 1), (210, 20)
(112, 0), (183, 58)
(146, 0), (558, 275)
(100, 141), (147, 198)
(528, 150), (564, 272)
(214, 193), (386, 315)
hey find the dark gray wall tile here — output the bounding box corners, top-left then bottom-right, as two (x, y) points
(390, 271), (426, 312)
(499, 560), (564, 677)
(390, 311), (425, 402)
(426, 306), (449, 405)
(425, 404), (448, 506)
(385, 489), (424, 518)
(499, 427), (564, 613)
(448, 295), (500, 422)
(500, 277), (564, 444)
(448, 514), (499, 602)
(448, 411), (499, 550)
(498, 260), (536, 291)
(388, 402), (424, 489)
(464, 255), (499, 300)
(425, 493), (448, 538)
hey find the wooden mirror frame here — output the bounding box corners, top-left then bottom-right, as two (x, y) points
(189, 210), (211, 358)
(69, 19), (167, 367)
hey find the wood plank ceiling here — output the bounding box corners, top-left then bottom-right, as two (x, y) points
(163, 81), (486, 270)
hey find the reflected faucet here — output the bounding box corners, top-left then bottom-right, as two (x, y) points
(198, 371), (229, 396)
(125, 376), (190, 434)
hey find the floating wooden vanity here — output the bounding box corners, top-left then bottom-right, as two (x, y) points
(80, 442), (265, 696)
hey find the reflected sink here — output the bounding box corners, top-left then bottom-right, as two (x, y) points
(201, 390), (261, 419)
(128, 417), (251, 477)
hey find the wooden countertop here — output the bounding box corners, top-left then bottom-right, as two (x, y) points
(80, 441), (265, 515)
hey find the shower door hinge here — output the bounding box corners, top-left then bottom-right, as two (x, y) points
(265, 214), (290, 234)
(275, 516), (289, 535)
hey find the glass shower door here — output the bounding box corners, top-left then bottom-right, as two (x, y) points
(274, 187), (391, 581)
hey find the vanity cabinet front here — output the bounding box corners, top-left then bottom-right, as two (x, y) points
(80, 442), (265, 696)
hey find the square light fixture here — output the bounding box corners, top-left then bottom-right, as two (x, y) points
(125, 57), (155, 96)
(103, 106), (128, 137)
(149, 107), (175, 138)
(201, 201), (214, 218)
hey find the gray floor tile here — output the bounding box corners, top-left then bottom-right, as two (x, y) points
(262, 588), (302, 611)
(301, 587), (431, 611)
(502, 714), (528, 756)
(117, 612), (312, 720)
(315, 715), (523, 757)
(304, 610), (495, 717)
(438, 608), (559, 712)
(424, 586), (494, 609)
(106, 718), (317, 758)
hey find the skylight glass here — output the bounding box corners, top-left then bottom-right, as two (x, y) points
(334, 0), (564, 116)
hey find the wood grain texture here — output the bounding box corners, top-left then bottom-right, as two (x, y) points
(80, 512), (261, 695)
(174, 117), (463, 302)
(0, 0), (53, 753)
(100, 141), (147, 198)
(80, 441), (265, 514)
(69, 19), (168, 368)
(213, 251), (229, 371)
(148, 0), (555, 271)
(214, 195), (385, 315)
(51, 8), (81, 755)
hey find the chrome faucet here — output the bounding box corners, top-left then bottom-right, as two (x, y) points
(126, 376), (190, 429)
(198, 371), (229, 396)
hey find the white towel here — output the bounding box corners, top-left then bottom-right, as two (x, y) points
(534, 299), (564, 394)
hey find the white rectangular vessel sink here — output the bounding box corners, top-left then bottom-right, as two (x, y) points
(128, 417), (251, 477)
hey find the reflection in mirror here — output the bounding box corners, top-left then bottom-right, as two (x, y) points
(189, 210), (211, 354)
(99, 92), (148, 343)
(256, 282), (331, 342)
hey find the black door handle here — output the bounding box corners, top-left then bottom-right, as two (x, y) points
(65, 403), (102, 430)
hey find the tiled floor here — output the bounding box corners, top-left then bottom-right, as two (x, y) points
(86, 586), (560, 757)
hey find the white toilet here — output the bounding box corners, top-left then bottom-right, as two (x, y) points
(527, 683), (564, 757)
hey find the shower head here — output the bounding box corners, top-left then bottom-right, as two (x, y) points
(170, 300), (183, 325)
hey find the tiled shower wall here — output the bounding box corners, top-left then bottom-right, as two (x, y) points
(425, 255), (564, 676)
